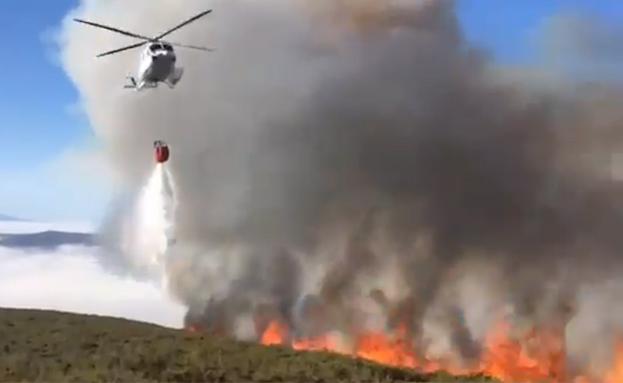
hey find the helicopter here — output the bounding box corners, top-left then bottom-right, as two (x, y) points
(73, 9), (213, 91)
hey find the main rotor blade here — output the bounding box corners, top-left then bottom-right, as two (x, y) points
(73, 18), (152, 41)
(155, 9), (212, 40)
(97, 41), (146, 57)
(168, 42), (214, 52)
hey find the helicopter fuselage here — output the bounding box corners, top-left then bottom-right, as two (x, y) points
(73, 8), (211, 91)
(74, 9), (212, 90)
(130, 42), (183, 90)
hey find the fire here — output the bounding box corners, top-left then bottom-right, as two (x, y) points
(354, 326), (418, 369)
(257, 319), (623, 383)
(260, 320), (288, 346)
(261, 321), (438, 372)
(480, 322), (566, 383)
(605, 341), (623, 383)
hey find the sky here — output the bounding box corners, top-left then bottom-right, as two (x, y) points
(1, 0), (622, 223)
(1, 0), (105, 222)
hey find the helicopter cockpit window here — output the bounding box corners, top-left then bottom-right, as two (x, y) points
(163, 44), (173, 51)
(150, 44), (160, 52)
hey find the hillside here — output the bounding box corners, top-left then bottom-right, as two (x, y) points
(0, 308), (492, 382)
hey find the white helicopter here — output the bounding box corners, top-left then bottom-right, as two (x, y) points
(74, 9), (213, 91)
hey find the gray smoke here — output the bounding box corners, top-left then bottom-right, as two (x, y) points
(60, 0), (623, 377)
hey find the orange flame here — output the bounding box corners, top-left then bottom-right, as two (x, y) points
(260, 320), (288, 346)
(258, 319), (623, 382)
(354, 325), (418, 369)
(480, 322), (566, 383)
(605, 341), (623, 383)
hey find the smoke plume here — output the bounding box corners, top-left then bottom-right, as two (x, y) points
(60, 0), (623, 378)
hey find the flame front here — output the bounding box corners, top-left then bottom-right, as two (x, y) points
(257, 320), (623, 383)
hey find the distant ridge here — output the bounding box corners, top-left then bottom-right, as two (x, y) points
(0, 231), (95, 249)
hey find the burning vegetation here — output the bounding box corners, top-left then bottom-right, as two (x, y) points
(184, 303), (623, 382)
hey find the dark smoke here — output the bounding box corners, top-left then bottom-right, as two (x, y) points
(61, 0), (623, 374)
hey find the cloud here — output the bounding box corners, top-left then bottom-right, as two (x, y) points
(0, 245), (184, 328)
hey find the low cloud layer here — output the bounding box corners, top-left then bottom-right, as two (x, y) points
(0, 244), (184, 328)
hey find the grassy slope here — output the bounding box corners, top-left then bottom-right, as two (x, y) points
(0, 308), (493, 382)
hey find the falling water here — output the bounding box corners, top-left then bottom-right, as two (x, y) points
(119, 164), (177, 282)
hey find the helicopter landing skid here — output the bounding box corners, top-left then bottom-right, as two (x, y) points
(124, 77), (157, 90)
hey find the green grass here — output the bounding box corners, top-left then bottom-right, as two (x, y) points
(0, 308), (494, 382)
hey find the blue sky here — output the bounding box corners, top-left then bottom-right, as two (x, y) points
(1, 0), (105, 222)
(1, 0), (622, 222)
(2, 0), (82, 170)
(458, 0), (623, 65)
